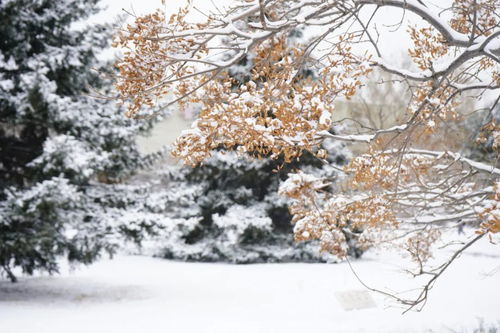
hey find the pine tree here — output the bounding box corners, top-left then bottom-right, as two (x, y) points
(0, 0), (160, 282)
(152, 144), (357, 263)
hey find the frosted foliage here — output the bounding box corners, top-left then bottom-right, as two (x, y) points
(140, 130), (351, 263)
(29, 135), (109, 180)
(213, 204), (273, 246)
(1, 177), (80, 220)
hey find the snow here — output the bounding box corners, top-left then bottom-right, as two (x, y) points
(1, 237), (499, 333)
(213, 204), (273, 246)
(408, 149), (500, 176)
(317, 130), (375, 143)
(362, 0), (472, 46)
(29, 135), (109, 179)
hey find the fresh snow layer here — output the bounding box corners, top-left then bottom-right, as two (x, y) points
(0, 237), (499, 333)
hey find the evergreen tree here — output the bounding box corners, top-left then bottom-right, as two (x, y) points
(146, 30), (364, 263)
(0, 0), (160, 282)
(151, 145), (356, 263)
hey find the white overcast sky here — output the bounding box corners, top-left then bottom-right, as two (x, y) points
(93, 0), (416, 59)
(94, 0), (223, 24)
(92, 1), (459, 66)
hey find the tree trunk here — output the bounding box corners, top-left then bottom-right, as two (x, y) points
(2, 265), (17, 283)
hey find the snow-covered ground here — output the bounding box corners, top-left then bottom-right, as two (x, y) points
(1, 236), (499, 333)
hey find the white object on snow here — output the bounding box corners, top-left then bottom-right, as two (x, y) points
(335, 290), (377, 311)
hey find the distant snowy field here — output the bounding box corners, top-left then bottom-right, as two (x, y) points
(1, 236), (499, 333)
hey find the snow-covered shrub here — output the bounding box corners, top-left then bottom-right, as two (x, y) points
(213, 204), (274, 248)
(147, 141), (359, 263)
(29, 135), (109, 183)
(0, 178), (84, 281)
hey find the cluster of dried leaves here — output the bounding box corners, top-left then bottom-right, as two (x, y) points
(171, 36), (371, 165)
(478, 181), (500, 233)
(279, 171), (397, 257)
(113, 2), (212, 117)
